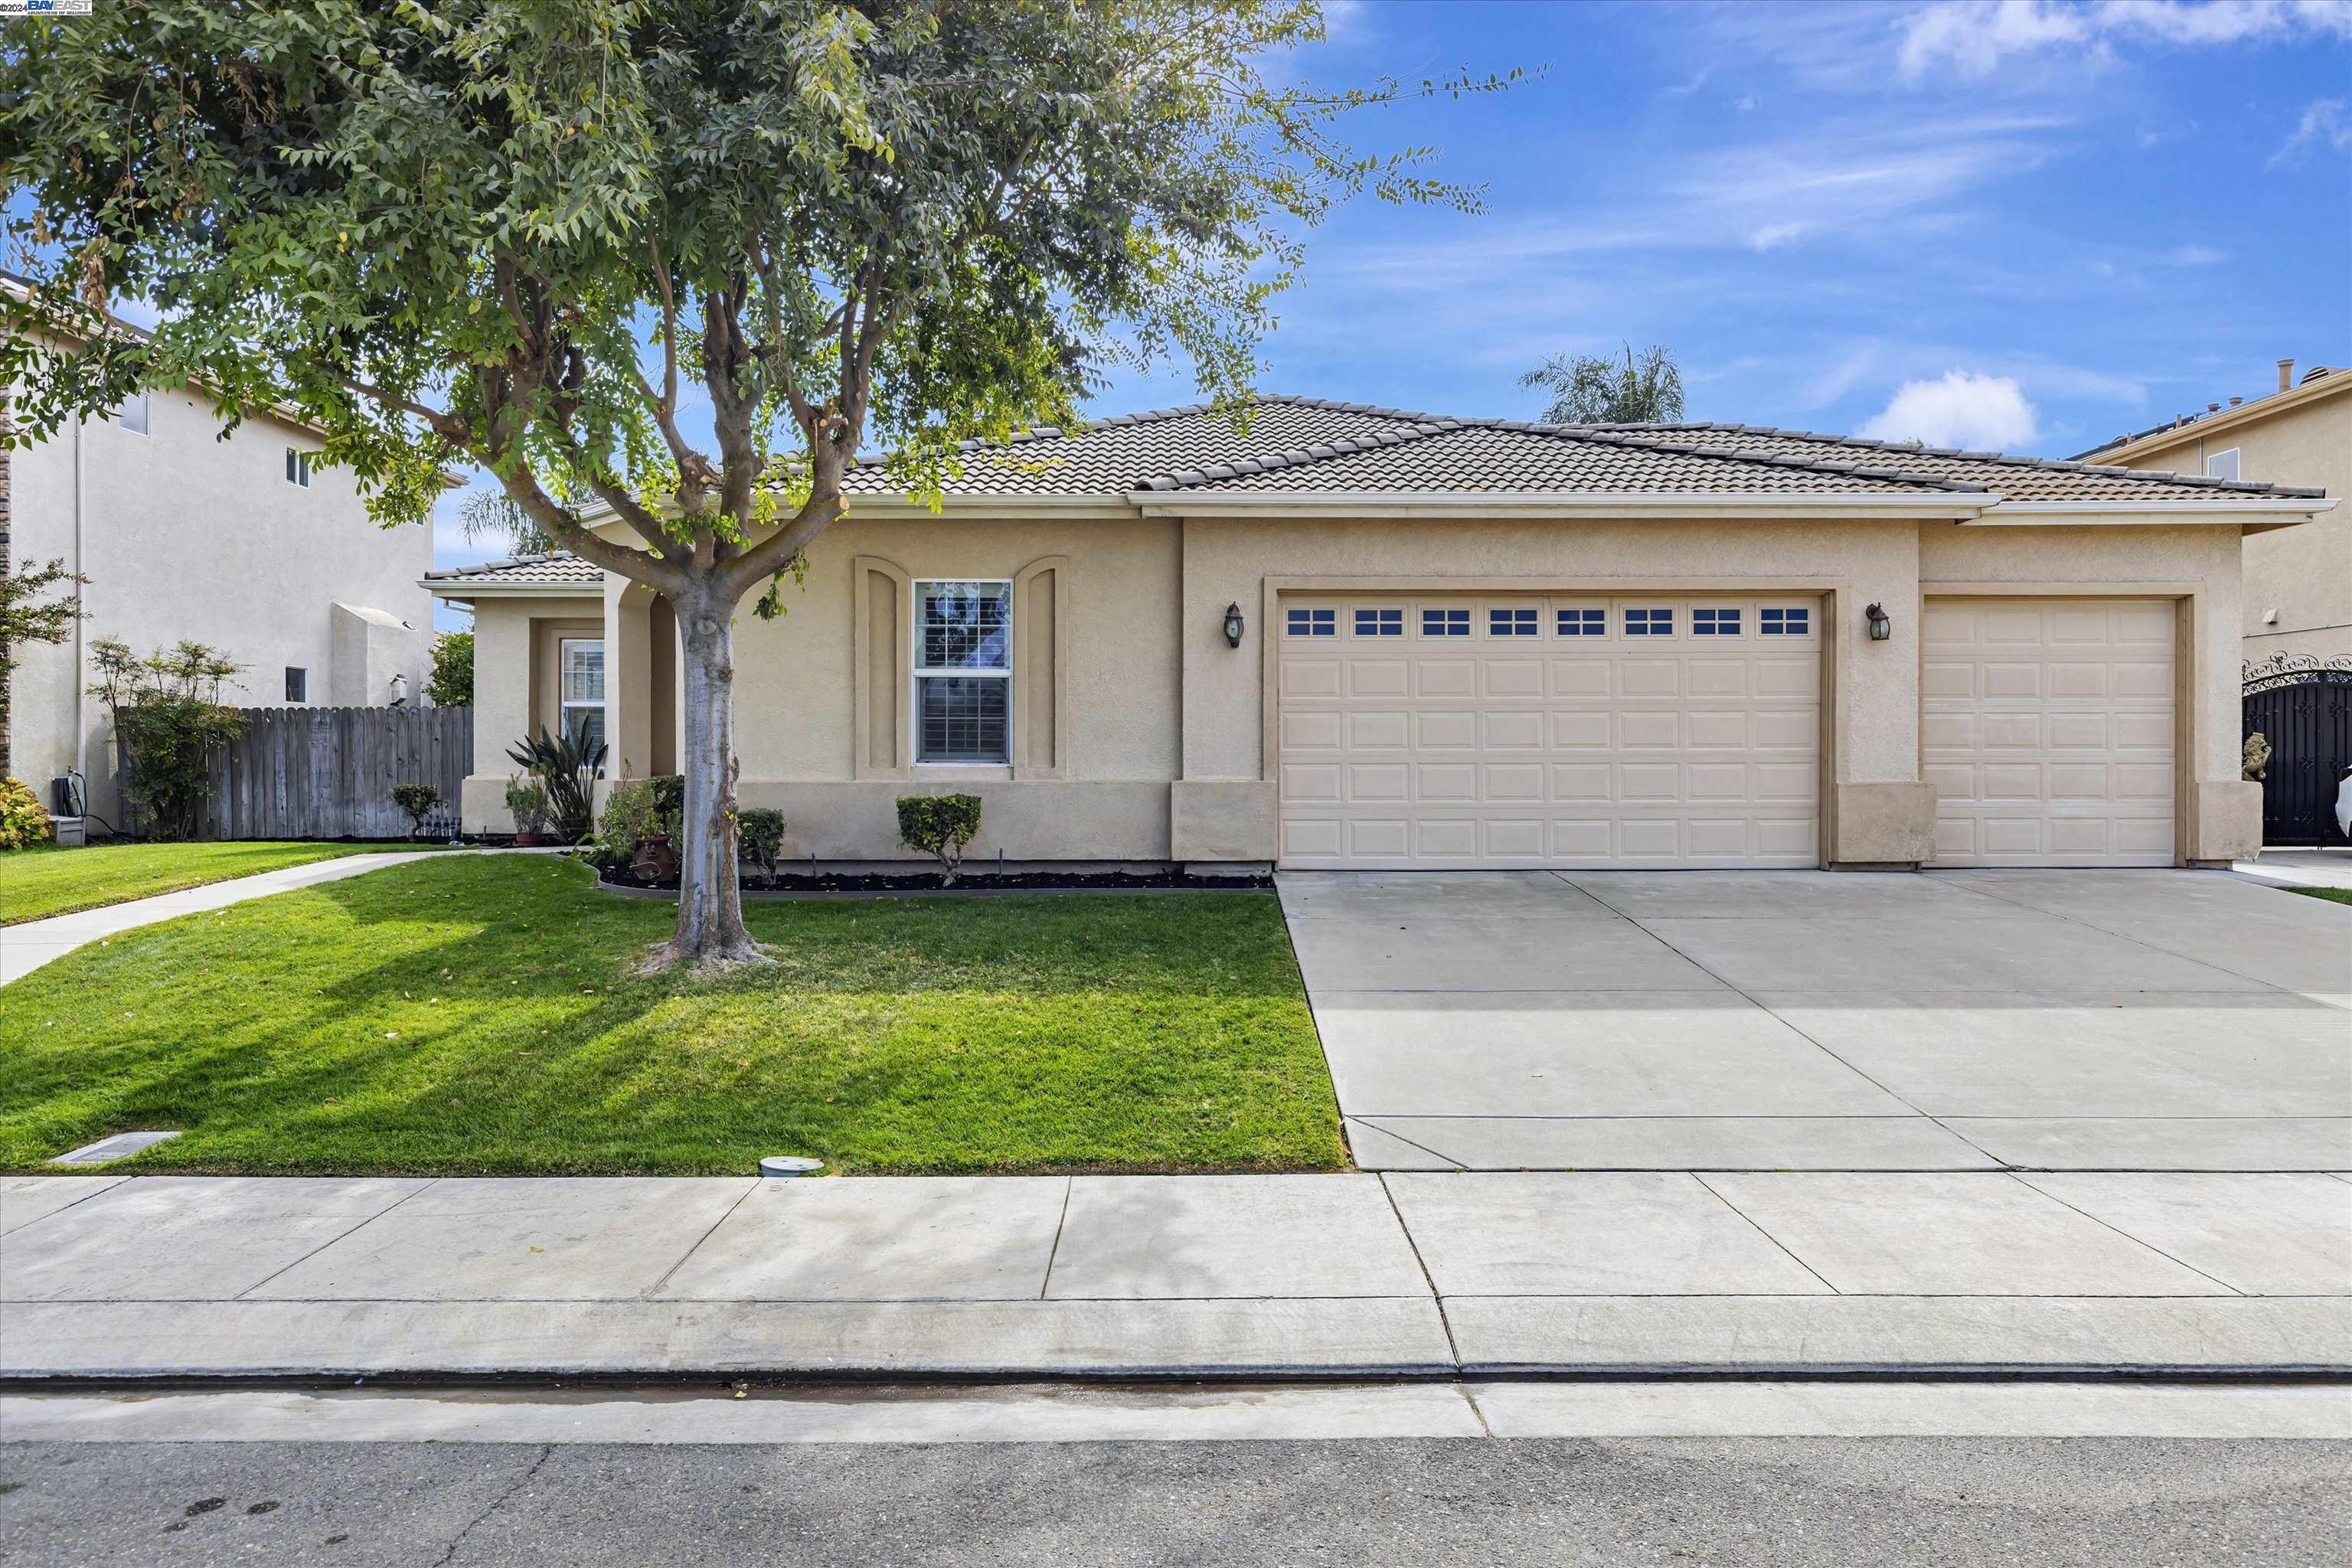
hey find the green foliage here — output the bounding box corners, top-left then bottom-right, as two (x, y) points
(897, 792), (982, 884)
(459, 492), (557, 558)
(587, 776), (664, 871)
(88, 638), (247, 841)
(390, 782), (441, 838)
(1521, 343), (1685, 425)
(0, 0), (1512, 950)
(505, 726), (606, 842)
(502, 773), (550, 836)
(1, 558), (87, 756)
(738, 807), (785, 875)
(0, 777), (55, 851)
(426, 632), (475, 709)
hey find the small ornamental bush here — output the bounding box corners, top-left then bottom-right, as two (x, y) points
(90, 637), (246, 840)
(897, 793), (982, 884)
(503, 773), (550, 837)
(390, 782), (440, 838)
(738, 807), (785, 876)
(0, 776), (55, 850)
(590, 777), (662, 871)
(505, 724), (605, 841)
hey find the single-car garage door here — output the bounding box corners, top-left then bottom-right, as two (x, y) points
(1922, 597), (2175, 867)
(1277, 593), (1821, 869)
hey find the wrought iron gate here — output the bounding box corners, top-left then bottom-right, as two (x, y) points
(2243, 654), (2352, 847)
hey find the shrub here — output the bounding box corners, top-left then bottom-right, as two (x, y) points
(589, 776), (663, 871)
(505, 724), (606, 841)
(90, 637), (247, 840)
(390, 782), (440, 839)
(425, 631), (474, 708)
(0, 776), (55, 850)
(503, 773), (550, 836)
(897, 793), (982, 885)
(739, 807), (785, 875)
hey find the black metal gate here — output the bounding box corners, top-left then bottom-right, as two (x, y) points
(2243, 655), (2352, 847)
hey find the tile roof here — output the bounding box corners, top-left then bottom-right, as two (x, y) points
(831, 395), (2325, 502)
(422, 552), (606, 586)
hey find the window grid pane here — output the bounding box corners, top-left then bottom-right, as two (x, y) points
(1558, 608), (1605, 635)
(1625, 607), (1674, 635)
(1285, 607), (1335, 637)
(1489, 607), (1537, 636)
(1423, 608), (1470, 636)
(1761, 606), (1810, 635)
(560, 642), (605, 704)
(917, 675), (1009, 763)
(1693, 608), (1741, 635)
(1354, 607), (1403, 636)
(920, 580), (1011, 668)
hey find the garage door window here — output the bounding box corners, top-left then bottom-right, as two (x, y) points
(1286, 607), (1335, 637)
(1422, 608), (1470, 637)
(1353, 607), (1403, 637)
(1557, 607), (1605, 636)
(1625, 607), (1674, 635)
(1760, 606), (1810, 635)
(1488, 606), (1539, 637)
(1693, 608), (1741, 636)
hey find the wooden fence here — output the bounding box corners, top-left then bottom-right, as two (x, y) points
(198, 706), (473, 840)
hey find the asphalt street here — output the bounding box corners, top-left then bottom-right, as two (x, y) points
(5, 1435), (2349, 1567)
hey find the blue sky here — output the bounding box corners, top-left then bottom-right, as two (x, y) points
(429, 2), (2348, 580)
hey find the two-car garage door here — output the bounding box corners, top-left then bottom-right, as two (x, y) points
(1277, 594), (1822, 869)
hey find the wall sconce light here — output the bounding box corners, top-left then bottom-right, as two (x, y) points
(1223, 602), (1246, 648)
(1864, 602), (1892, 642)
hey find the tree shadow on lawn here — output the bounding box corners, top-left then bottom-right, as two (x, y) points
(0, 856), (1342, 1177)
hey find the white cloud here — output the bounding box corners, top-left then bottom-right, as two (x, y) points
(2270, 97), (2352, 165)
(1857, 371), (2040, 449)
(1898, 0), (2352, 81)
(2164, 243), (2228, 264)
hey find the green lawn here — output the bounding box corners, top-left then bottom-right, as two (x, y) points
(0, 840), (393, 926)
(0, 855), (1344, 1176)
(2287, 885), (2352, 906)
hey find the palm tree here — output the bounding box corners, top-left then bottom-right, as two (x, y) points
(1521, 342), (1685, 425)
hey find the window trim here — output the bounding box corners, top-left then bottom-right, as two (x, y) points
(283, 665), (307, 704)
(115, 394), (150, 436)
(557, 636), (606, 753)
(2205, 447), (2241, 482)
(911, 577), (1014, 767)
(1285, 606), (1337, 638)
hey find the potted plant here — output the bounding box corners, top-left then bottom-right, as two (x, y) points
(504, 773), (551, 846)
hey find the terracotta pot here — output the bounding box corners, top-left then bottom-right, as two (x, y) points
(514, 831), (544, 848)
(632, 832), (681, 884)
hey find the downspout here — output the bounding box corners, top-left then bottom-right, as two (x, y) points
(71, 414), (86, 786)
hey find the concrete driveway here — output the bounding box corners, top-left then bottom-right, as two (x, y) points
(1279, 869), (2352, 1173)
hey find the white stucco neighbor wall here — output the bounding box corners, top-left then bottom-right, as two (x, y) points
(7, 382), (432, 825)
(448, 510), (2265, 864)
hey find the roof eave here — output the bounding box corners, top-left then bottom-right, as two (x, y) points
(2075, 373), (2352, 464)
(1966, 496), (2336, 534)
(418, 577), (608, 599)
(1130, 490), (1991, 520)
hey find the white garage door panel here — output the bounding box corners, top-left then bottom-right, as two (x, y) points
(1277, 594), (1822, 870)
(1922, 597), (2175, 867)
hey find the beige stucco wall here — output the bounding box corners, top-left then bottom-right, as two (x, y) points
(456, 595), (603, 830)
(2102, 385), (2350, 662)
(7, 384), (433, 825)
(453, 510), (2262, 864)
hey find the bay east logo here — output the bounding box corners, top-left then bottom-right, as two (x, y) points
(1, 1), (97, 13)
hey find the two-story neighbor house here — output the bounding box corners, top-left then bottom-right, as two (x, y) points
(5, 335), (433, 830)
(428, 396), (2334, 873)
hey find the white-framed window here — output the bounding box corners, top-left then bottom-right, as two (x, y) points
(1759, 606), (1810, 636)
(1352, 606), (1403, 637)
(558, 638), (606, 754)
(1285, 606), (1335, 637)
(1488, 606), (1539, 637)
(1625, 606), (1673, 636)
(114, 394), (149, 435)
(914, 579), (1011, 765)
(1557, 606), (1606, 637)
(1421, 607), (1470, 637)
(286, 446), (312, 487)
(283, 666), (307, 704)
(1692, 607), (1741, 636)
(2206, 447), (2240, 482)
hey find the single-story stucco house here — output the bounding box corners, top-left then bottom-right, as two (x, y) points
(423, 395), (2334, 872)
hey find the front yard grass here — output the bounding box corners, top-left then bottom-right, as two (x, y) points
(2286, 885), (2352, 906)
(0, 854), (1344, 1176)
(0, 840), (390, 926)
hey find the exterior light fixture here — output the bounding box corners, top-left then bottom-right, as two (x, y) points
(1223, 602), (1246, 648)
(1864, 602), (1892, 642)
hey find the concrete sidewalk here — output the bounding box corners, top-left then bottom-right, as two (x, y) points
(0, 848), (536, 985)
(5, 1172), (2346, 1381)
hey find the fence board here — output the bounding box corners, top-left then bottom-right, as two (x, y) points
(191, 706), (472, 841)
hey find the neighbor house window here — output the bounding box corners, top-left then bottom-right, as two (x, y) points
(286, 447), (312, 487)
(2206, 448), (2240, 482)
(1625, 607), (1673, 635)
(1760, 606), (1810, 635)
(1489, 607), (1538, 637)
(114, 394), (149, 435)
(915, 580), (1011, 764)
(283, 666), (307, 703)
(1422, 607), (1470, 637)
(1693, 608), (1740, 635)
(558, 638), (606, 754)
(1285, 607), (1334, 637)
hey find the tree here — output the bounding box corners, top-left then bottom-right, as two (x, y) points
(459, 491), (558, 560)
(1, 0), (1503, 964)
(1, 557), (84, 769)
(1520, 343), (1684, 425)
(88, 638), (247, 840)
(426, 631), (475, 709)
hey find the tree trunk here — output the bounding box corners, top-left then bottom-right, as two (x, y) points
(658, 599), (763, 966)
